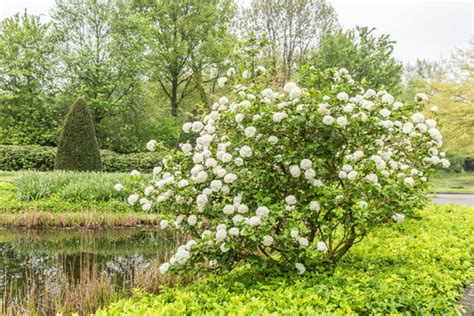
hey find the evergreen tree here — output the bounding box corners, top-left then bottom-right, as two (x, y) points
(55, 97), (101, 171)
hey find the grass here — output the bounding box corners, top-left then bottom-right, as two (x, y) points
(96, 204), (474, 315)
(0, 171), (158, 227)
(430, 172), (474, 193)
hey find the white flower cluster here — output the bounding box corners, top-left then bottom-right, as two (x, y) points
(121, 68), (446, 276)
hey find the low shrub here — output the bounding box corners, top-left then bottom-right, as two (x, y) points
(0, 145), (164, 172)
(96, 205), (474, 315)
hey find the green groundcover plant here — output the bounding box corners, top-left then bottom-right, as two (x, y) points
(96, 205), (474, 315)
(118, 68), (449, 276)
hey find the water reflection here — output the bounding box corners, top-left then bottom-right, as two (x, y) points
(0, 228), (178, 301)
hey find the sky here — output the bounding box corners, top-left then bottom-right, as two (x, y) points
(0, 0), (472, 64)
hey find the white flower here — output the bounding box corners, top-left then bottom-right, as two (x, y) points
(284, 82), (297, 92)
(381, 94), (394, 104)
(242, 70), (250, 79)
(205, 158), (218, 168)
(256, 206), (270, 217)
(338, 171), (347, 179)
(114, 183), (123, 192)
(224, 173), (237, 183)
(268, 136), (278, 144)
(431, 106), (438, 113)
(187, 215), (197, 226)
(312, 179), (323, 187)
(215, 229), (227, 241)
(234, 157), (244, 166)
(130, 170), (140, 177)
(177, 179), (189, 188)
(144, 186), (154, 196)
(336, 116), (348, 127)
(256, 65), (266, 74)
(352, 150), (364, 161)
(285, 195), (297, 205)
(379, 109), (391, 118)
(192, 121), (204, 132)
(272, 112), (287, 123)
(441, 158), (450, 168)
(193, 153), (203, 164)
(217, 77), (227, 87)
(262, 235), (273, 246)
(295, 263), (306, 275)
(195, 171), (208, 183)
(309, 201), (320, 211)
(304, 168), (316, 180)
(229, 227), (240, 236)
(404, 177), (415, 186)
(196, 194), (208, 207)
(343, 104), (354, 113)
(226, 67), (236, 77)
(239, 145), (253, 158)
(290, 229), (299, 238)
(237, 204), (249, 213)
(159, 262), (170, 274)
(210, 180), (223, 191)
(249, 216), (262, 226)
(412, 113), (425, 123)
(181, 143), (192, 154)
(365, 174), (378, 183)
(289, 165), (301, 177)
(244, 126), (256, 138)
(182, 122), (192, 133)
(235, 113), (244, 123)
(392, 213), (405, 223)
(219, 96), (229, 105)
(426, 119), (436, 128)
(402, 123), (414, 134)
(298, 237), (309, 247)
(317, 241), (328, 252)
(220, 243), (229, 253)
(197, 134), (213, 147)
(322, 115), (334, 125)
(347, 170), (358, 180)
(221, 153), (233, 163)
(415, 93), (428, 102)
(337, 92), (349, 102)
(300, 159), (312, 170)
(357, 201), (368, 208)
(232, 214), (244, 224)
(146, 139), (157, 151)
(142, 203), (152, 211)
(223, 204), (235, 215)
(160, 219), (169, 229)
(127, 194), (139, 205)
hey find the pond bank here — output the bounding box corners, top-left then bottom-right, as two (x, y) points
(0, 211), (161, 229)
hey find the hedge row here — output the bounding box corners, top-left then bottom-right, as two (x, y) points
(0, 145), (163, 172)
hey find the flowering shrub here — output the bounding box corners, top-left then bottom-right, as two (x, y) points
(118, 68), (449, 275)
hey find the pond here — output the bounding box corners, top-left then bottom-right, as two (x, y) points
(0, 227), (181, 314)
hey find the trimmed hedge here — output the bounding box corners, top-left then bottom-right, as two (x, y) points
(0, 145), (162, 172)
(55, 97), (102, 171)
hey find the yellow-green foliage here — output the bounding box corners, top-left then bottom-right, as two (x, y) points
(429, 69), (474, 157)
(97, 204), (474, 315)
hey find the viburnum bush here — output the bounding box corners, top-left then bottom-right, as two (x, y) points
(116, 68), (449, 276)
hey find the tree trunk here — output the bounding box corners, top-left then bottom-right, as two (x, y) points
(171, 79), (178, 117)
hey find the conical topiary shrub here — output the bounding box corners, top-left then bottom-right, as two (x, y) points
(55, 97), (101, 171)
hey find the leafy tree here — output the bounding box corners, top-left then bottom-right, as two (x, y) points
(0, 12), (59, 145)
(52, 0), (148, 151)
(308, 27), (403, 95)
(134, 0), (235, 117)
(239, 0), (338, 83)
(55, 97), (101, 171)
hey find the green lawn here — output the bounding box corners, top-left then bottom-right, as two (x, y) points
(96, 204), (474, 315)
(430, 172), (474, 193)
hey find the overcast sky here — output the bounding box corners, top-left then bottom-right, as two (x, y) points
(0, 0), (472, 64)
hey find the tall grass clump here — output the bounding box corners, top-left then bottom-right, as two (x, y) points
(12, 171), (134, 202)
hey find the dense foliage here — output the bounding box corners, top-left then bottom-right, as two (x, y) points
(55, 98), (102, 171)
(96, 204), (474, 315)
(120, 68), (448, 276)
(0, 145), (164, 172)
(308, 27), (403, 95)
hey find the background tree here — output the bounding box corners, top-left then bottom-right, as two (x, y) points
(0, 12), (59, 145)
(133, 0), (235, 117)
(52, 0), (149, 152)
(239, 0), (338, 83)
(55, 97), (102, 171)
(308, 27), (403, 95)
